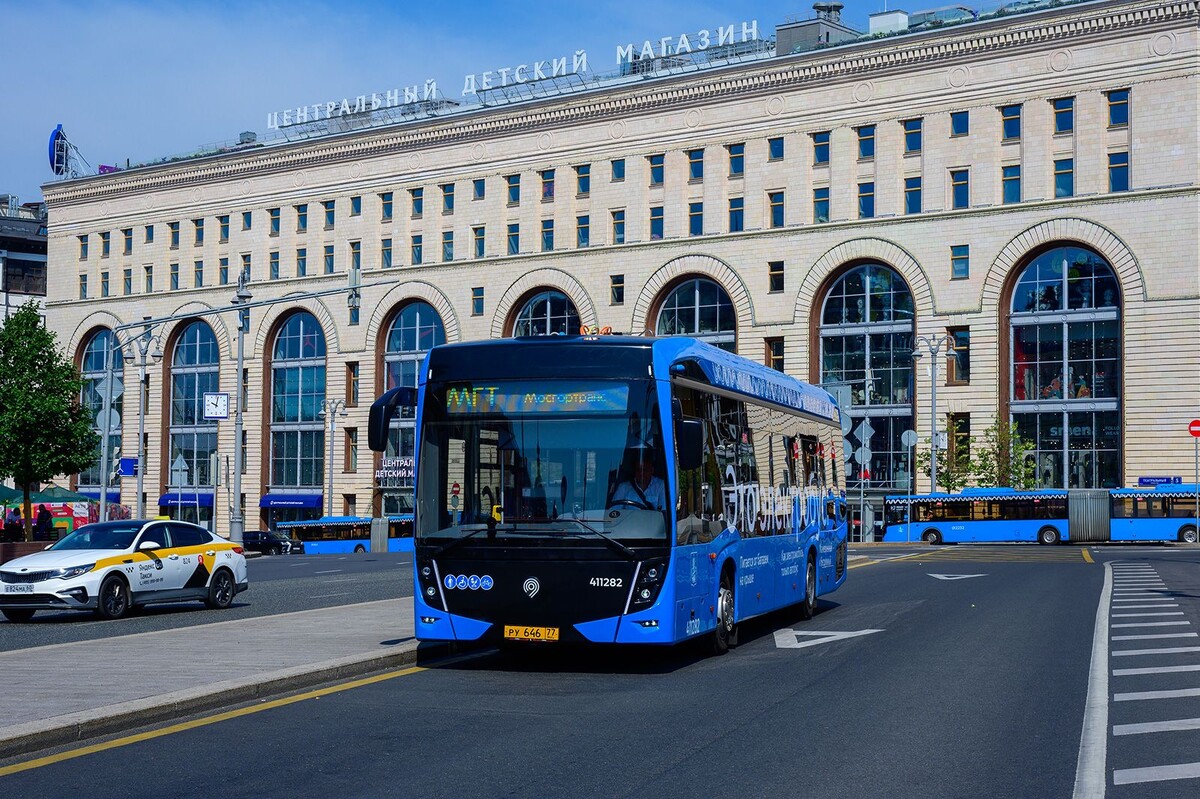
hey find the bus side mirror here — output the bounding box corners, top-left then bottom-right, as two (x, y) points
(676, 418), (704, 471)
(368, 387), (417, 452)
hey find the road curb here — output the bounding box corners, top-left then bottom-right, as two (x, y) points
(0, 641), (449, 761)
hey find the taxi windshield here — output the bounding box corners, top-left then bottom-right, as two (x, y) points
(48, 522), (142, 551)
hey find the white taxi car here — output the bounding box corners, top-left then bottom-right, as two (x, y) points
(0, 519), (248, 622)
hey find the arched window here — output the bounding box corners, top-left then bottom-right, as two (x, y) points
(512, 290), (580, 337)
(655, 278), (736, 351)
(270, 313), (326, 500)
(382, 303), (446, 514)
(166, 321), (219, 528)
(819, 264), (915, 490)
(78, 330), (125, 491)
(1010, 245), (1121, 488)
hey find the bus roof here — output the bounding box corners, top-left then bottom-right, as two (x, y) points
(884, 489), (1069, 503)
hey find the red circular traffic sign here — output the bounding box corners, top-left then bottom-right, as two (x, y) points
(1190, 420), (1200, 438)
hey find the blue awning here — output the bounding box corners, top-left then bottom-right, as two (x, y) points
(78, 490), (121, 504)
(260, 493), (324, 509)
(158, 491), (215, 508)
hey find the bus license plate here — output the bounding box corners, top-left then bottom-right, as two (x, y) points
(3, 585), (33, 593)
(503, 625), (559, 642)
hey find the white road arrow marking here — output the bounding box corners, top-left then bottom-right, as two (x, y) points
(928, 573), (987, 581)
(773, 628), (884, 649)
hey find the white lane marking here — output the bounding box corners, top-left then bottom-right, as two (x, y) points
(1113, 612), (1185, 617)
(310, 592), (350, 599)
(1112, 646), (1200, 657)
(1115, 687), (1200, 702)
(1114, 664), (1200, 676)
(1072, 560), (1112, 799)
(1112, 633), (1198, 641)
(1114, 717), (1200, 736)
(773, 628), (884, 649)
(1113, 762), (1200, 785)
(1112, 604), (1180, 610)
(1112, 621), (1191, 628)
(1112, 598), (1175, 602)
(927, 573), (986, 581)
(314, 569), (343, 575)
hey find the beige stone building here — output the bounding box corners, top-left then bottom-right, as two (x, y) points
(41, 0), (1200, 533)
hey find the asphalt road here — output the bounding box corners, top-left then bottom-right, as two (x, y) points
(16, 545), (1200, 798)
(0, 552), (413, 650)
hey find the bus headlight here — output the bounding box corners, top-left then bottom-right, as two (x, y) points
(629, 558), (667, 610)
(416, 559), (445, 611)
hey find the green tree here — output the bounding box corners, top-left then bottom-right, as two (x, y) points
(0, 304), (99, 541)
(971, 418), (1037, 489)
(914, 413), (973, 493)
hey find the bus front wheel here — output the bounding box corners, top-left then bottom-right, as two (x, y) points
(1038, 526), (1061, 545)
(798, 556), (817, 621)
(1180, 525), (1199, 545)
(711, 571), (736, 655)
(922, 529), (942, 545)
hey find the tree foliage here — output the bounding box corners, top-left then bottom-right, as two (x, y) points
(914, 415), (1038, 493)
(0, 304), (99, 540)
(914, 413), (974, 493)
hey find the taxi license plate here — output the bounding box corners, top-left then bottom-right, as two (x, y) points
(3, 585), (33, 593)
(503, 625), (559, 642)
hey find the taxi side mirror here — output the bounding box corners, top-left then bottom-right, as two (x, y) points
(138, 540), (162, 551)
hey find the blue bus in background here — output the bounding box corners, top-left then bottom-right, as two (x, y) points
(368, 334), (849, 654)
(277, 515), (415, 554)
(884, 485), (1199, 544)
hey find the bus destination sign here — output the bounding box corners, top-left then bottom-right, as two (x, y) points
(444, 382), (629, 416)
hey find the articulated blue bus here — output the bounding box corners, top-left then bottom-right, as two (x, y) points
(883, 485), (1199, 544)
(368, 334), (849, 653)
(277, 515), (415, 554)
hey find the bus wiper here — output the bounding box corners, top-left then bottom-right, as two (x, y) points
(561, 519), (639, 560)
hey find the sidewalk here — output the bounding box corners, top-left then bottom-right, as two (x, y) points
(0, 598), (422, 759)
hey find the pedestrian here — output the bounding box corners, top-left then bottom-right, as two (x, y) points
(4, 505), (20, 542)
(35, 504), (53, 541)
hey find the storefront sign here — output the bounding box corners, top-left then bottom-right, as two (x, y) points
(376, 457), (414, 486)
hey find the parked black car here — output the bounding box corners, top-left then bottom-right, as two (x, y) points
(242, 530), (304, 555)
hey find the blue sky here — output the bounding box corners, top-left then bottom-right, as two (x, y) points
(1, 1), (896, 204)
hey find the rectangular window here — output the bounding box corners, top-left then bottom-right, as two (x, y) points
(950, 244), (970, 280)
(442, 231), (454, 262)
(540, 170), (555, 201)
(410, 188), (423, 217)
(346, 362), (360, 407)
(950, 110), (969, 137)
(904, 177), (922, 214)
(144, 264), (153, 293)
(575, 164), (590, 196)
(688, 149), (704, 181)
(1001, 104), (1022, 140)
(78, 235), (88, 260)
(472, 178), (486, 200)
(948, 327), (971, 383)
(540, 220), (553, 251)
(1053, 98), (1075, 134)
(1054, 158), (1074, 198)
(442, 183), (455, 213)
(192, 260), (202, 288)
(813, 187), (830, 223)
(321, 200), (335, 228)
(219, 215), (230, 242)
(78, 274), (87, 299)
(296, 204), (307, 233)
(611, 210), (625, 245)
(611, 158), (626, 182)
(576, 215), (590, 248)
(123, 268), (132, 295)
(472, 226), (485, 259)
(1002, 165), (1021, 204)
(218, 257), (229, 285)
(950, 169), (970, 209)
(100, 231), (110, 257)
(170, 262), (180, 290)
(857, 125), (875, 159)
(1107, 89), (1129, 127)
(765, 338), (785, 372)
(295, 249), (306, 277)
(689, 202), (704, 237)
(144, 225), (154, 244)
(768, 191), (785, 228)
(903, 118), (923, 154)
(242, 211), (252, 231)
(381, 238), (392, 268)
(649, 206), (663, 240)
(812, 131), (830, 165)
(610, 274), (625, 305)
(349, 240), (361, 272)
(122, 228), (133, 255)
(648, 154), (664, 186)
(858, 182), (875, 219)
(380, 192), (393, 221)
(350, 306), (360, 328)
(728, 143), (745, 176)
(728, 197), (744, 232)
(1109, 152), (1130, 192)
(269, 251), (279, 280)
(471, 287), (484, 316)
(768, 137), (784, 161)
(324, 244), (335, 274)
(240, 253), (250, 283)
(193, 219), (203, 246)
(506, 175), (520, 205)
(768, 261), (784, 293)
(350, 195), (361, 217)
(169, 222), (180, 249)
(345, 429), (358, 472)
(507, 223), (520, 255)
(410, 235), (423, 265)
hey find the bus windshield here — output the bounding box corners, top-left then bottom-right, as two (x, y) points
(417, 378), (667, 545)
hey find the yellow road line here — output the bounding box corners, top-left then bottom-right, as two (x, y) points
(1082, 549), (1094, 563)
(849, 550), (931, 569)
(0, 664), (430, 777)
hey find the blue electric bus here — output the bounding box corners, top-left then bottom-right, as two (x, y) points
(883, 485), (1199, 544)
(368, 334), (849, 653)
(277, 515), (415, 554)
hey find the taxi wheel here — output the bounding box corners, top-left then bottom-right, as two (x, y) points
(96, 575), (131, 620)
(2, 608), (35, 623)
(205, 569), (236, 609)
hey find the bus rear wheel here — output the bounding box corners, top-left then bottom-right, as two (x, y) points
(353, 544), (367, 553)
(711, 571), (736, 655)
(1180, 525), (1199, 545)
(1038, 526), (1061, 545)
(922, 529), (942, 545)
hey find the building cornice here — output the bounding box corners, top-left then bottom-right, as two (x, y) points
(44, 0), (1198, 208)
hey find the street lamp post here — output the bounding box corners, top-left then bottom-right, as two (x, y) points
(130, 327), (164, 519)
(859, 368), (875, 541)
(229, 275), (252, 543)
(912, 333), (953, 493)
(319, 399), (348, 518)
